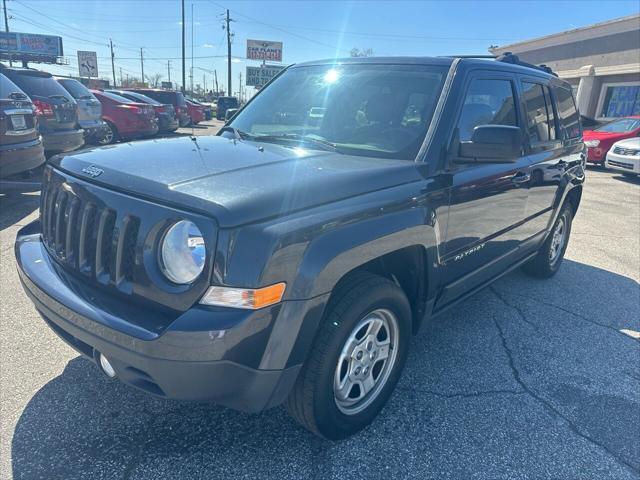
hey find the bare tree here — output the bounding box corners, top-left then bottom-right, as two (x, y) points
(146, 73), (163, 88)
(350, 47), (374, 57)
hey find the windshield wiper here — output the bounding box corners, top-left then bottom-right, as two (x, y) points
(254, 133), (337, 152)
(218, 126), (255, 140)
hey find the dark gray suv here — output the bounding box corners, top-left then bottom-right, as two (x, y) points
(15, 55), (584, 439)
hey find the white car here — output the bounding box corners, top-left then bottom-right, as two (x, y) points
(605, 137), (640, 176)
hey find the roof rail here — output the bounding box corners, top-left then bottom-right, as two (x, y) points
(495, 52), (558, 77)
(441, 52), (558, 77)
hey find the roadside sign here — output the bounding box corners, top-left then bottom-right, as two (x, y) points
(246, 65), (285, 88)
(161, 81), (173, 89)
(77, 51), (98, 78)
(246, 40), (283, 62)
(0, 32), (63, 62)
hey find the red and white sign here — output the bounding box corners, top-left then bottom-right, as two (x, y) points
(246, 39), (283, 62)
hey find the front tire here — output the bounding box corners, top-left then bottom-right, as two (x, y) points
(522, 203), (573, 278)
(285, 272), (411, 439)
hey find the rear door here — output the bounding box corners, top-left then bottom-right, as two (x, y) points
(519, 77), (583, 238)
(437, 72), (531, 308)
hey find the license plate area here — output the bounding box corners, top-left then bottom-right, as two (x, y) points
(11, 115), (27, 130)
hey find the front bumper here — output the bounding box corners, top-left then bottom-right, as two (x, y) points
(16, 222), (327, 412)
(81, 121), (109, 140)
(605, 152), (640, 174)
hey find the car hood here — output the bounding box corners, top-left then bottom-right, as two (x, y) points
(612, 137), (640, 149)
(583, 130), (631, 142)
(51, 136), (423, 227)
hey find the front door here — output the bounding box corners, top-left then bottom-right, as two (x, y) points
(437, 74), (531, 309)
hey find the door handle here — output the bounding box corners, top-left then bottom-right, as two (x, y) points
(511, 172), (531, 184)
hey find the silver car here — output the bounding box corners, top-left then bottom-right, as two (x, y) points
(56, 78), (108, 143)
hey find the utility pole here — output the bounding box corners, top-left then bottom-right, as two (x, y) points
(140, 48), (145, 84)
(167, 60), (171, 83)
(214, 69), (219, 95)
(190, 2), (194, 95)
(238, 72), (242, 102)
(225, 9), (232, 97)
(2, 0), (11, 66)
(181, 0), (186, 93)
(110, 39), (116, 88)
(119, 67), (123, 86)
(203, 74), (206, 93)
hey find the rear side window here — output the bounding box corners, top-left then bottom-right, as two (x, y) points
(4, 70), (73, 100)
(57, 79), (93, 99)
(120, 91), (160, 105)
(99, 91), (136, 103)
(522, 81), (557, 144)
(0, 74), (26, 99)
(456, 78), (517, 141)
(554, 86), (581, 139)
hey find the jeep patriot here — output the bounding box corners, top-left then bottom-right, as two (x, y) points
(15, 54), (585, 439)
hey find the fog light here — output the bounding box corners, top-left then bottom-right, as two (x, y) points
(99, 353), (116, 378)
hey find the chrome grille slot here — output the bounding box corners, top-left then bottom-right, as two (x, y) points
(95, 209), (116, 284)
(78, 202), (96, 274)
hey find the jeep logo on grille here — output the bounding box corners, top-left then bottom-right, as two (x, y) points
(82, 165), (104, 178)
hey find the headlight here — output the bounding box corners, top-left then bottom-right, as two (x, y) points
(160, 220), (206, 284)
(584, 139), (600, 148)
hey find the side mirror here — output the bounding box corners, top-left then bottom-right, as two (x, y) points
(458, 125), (522, 162)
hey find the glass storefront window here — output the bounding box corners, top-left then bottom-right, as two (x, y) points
(599, 84), (640, 118)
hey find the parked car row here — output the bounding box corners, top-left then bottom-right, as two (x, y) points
(1, 64), (219, 185)
(583, 116), (640, 176)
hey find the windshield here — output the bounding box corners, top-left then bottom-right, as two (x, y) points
(58, 79), (94, 99)
(230, 64), (447, 159)
(595, 118), (640, 133)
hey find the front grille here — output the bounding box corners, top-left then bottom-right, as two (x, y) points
(41, 180), (140, 291)
(613, 146), (640, 156)
(608, 159), (634, 170)
(39, 167), (217, 312)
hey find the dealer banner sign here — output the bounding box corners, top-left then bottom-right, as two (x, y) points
(246, 39), (283, 62)
(246, 65), (286, 88)
(0, 32), (63, 58)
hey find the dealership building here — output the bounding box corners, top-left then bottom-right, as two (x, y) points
(490, 14), (640, 121)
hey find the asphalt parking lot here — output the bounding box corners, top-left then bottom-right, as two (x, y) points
(1, 160), (638, 479)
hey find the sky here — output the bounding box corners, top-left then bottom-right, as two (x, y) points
(4, 0), (640, 96)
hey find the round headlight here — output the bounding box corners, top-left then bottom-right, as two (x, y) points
(160, 220), (206, 284)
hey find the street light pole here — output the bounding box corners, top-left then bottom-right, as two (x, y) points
(167, 60), (171, 83)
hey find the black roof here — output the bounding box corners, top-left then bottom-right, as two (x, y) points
(293, 54), (560, 81)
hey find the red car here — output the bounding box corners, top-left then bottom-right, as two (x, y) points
(583, 116), (640, 165)
(91, 90), (159, 145)
(185, 99), (205, 125)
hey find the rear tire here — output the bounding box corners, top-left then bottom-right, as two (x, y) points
(522, 203), (573, 278)
(285, 272), (411, 440)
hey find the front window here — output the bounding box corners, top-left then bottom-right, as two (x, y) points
(595, 118), (640, 133)
(229, 64), (448, 159)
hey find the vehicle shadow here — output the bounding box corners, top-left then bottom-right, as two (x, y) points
(10, 260), (640, 479)
(612, 173), (640, 185)
(0, 192), (39, 232)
